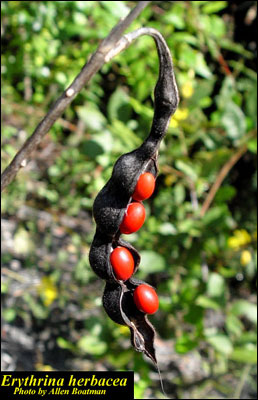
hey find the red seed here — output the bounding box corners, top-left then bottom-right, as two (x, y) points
(120, 201), (145, 234)
(110, 247), (134, 281)
(133, 284), (159, 314)
(132, 172), (155, 201)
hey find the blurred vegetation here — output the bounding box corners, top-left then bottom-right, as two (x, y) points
(1, 1), (257, 399)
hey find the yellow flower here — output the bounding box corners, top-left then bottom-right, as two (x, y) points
(169, 108), (189, 128)
(174, 108), (189, 121)
(181, 81), (194, 98)
(228, 229), (252, 250)
(164, 174), (177, 187)
(240, 250), (252, 266)
(227, 237), (239, 249)
(37, 276), (58, 307)
(119, 326), (130, 336)
(169, 118), (179, 128)
(35, 363), (54, 371)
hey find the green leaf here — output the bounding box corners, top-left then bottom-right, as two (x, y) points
(3, 144), (17, 158)
(109, 119), (141, 150)
(204, 237), (220, 255)
(199, 15), (226, 38)
(206, 334), (233, 355)
(226, 314), (244, 337)
(247, 138), (257, 154)
(189, 79), (215, 106)
(202, 205), (228, 227)
(219, 265), (238, 278)
(138, 251), (166, 274)
(220, 38), (253, 58)
(159, 222), (177, 236)
(57, 337), (76, 352)
(245, 84), (257, 122)
(195, 52), (212, 78)
(174, 183), (186, 205)
(107, 87), (132, 122)
(179, 45), (212, 78)
(100, 1), (130, 18)
(221, 101), (246, 140)
(207, 272), (225, 298)
(81, 140), (104, 158)
(106, 350), (132, 368)
(175, 159), (198, 181)
(24, 293), (48, 320)
(129, 97), (153, 118)
(192, 1), (210, 7)
(173, 32), (198, 45)
(73, 11), (87, 26)
(3, 308), (16, 322)
(184, 305), (204, 325)
(202, 1), (227, 14)
(231, 300), (257, 325)
(236, 331), (257, 345)
(159, 296), (173, 312)
(177, 218), (201, 237)
(94, 130), (114, 153)
(199, 96), (212, 109)
(215, 185), (237, 202)
(77, 104), (106, 131)
(78, 335), (107, 356)
(196, 295), (221, 310)
(229, 346), (257, 364)
(216, 76), (236, 109)
(163, 3), (185, 29)
(175, 334), (198, 354)
(209, 15), (226, 38)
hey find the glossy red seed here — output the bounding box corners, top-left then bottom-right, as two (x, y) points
(133, 284), (159, 314)
(120, 201), (145, 234)
(132, 172), (155, 201)
(110, 246), (134, 281)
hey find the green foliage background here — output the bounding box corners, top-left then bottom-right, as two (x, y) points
(1, 1), (257, 399)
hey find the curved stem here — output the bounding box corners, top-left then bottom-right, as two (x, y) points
(106, 27), (180, 153)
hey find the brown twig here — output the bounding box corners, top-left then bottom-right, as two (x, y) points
(200, 144), (249, 217)
(1, 1), (150, 192)
(218, 53), (232, 76)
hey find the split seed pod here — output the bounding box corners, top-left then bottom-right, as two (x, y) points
(89, 28), (179, 366)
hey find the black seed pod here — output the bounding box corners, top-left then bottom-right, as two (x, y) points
(89, 230), (141, 282)
(89, 28), (179, 365)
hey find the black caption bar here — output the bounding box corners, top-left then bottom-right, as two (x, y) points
(0, 371), (134, 400)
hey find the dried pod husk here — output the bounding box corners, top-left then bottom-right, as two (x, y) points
(103, 282), (125, 325)
(89, 230), (140, 282)
(102, 278), (157, 363)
